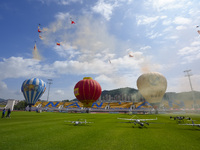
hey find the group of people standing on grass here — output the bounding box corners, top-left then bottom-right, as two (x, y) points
(1, 108), (11, 118)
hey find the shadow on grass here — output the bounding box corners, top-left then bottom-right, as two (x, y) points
(66, 124), (92, 126)
(178, 127), (200, 131)
(116, 124), (163, 129)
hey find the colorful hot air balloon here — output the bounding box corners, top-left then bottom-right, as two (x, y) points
(74, 77), (102, 108)
(21, 78), (46, 111)
(136, 72), (167, 109)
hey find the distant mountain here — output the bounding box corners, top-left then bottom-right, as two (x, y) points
(98, 87), (200, 102)
(101, 87), (138, 97)
(0, 98), (6, 102)
(163, 91), (200, 101)
(0, 98), (7, 105)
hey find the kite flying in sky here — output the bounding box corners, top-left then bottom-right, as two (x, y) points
(55, 39), (61, 46)
(71, 20), (75, 24)
(196, 25), (200, 35)
(38, 29), (42, 33)
(129, 52), (134, 57)
(33, 42), (42, 60)
(56, 42), (61, 46)
(39, 34), (43, 40)
(38, 24), (42, 33)
(70, 18), (76, 24)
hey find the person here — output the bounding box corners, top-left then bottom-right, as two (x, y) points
(6, 108), (11, 118)
(2, 108), (6, 118)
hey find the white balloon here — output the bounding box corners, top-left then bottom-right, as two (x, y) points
(137, 72), (167, 105)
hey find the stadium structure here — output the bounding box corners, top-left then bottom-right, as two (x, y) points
(26, 89), (200, 113)
(28, 99), (200, 114)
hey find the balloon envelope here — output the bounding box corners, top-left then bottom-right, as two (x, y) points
(74, 77), (102, 108)
(21, 78), (46, 105)
(137, 72), (167, 107)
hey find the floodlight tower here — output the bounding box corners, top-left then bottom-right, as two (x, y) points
(183, 70), (196, 108)
(47, 79), (53, 102)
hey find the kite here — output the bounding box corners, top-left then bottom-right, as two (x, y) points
(70, 18), (76, 24)
(196, 25), (200, 35)
(56, 42), (61, 46)
(71, 20), (75, 24)
(39, 34), (43, 40)
(38, 24), (42, 33)
(33, 42), (42, 60)
(34, 43), (36, 51)
(128, 51), (134, 57)
(38, 29), (42, 33)
(55, 39), (61, 46)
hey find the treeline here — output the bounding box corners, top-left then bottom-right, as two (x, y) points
(14, 101), (27, 110)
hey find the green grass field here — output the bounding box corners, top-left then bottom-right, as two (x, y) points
(0, 111), (200, 150)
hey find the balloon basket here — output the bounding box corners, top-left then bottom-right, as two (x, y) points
(29, 105), (32, 112)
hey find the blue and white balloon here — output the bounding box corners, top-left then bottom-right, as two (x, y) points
(21, 78), (46, 106)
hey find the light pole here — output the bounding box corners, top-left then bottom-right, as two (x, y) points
(183, 70), (195, 108)
(47, 79), (53, 102)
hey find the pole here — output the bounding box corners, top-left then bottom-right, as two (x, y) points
(47, 79), (53, 102)
(183, 70), (195, 108)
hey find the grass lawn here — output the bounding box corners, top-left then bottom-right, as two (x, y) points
(0, 111), (200, 150)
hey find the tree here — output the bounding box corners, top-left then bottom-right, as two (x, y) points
(62, 100), (70, 102)
(14, 100), (28, 110)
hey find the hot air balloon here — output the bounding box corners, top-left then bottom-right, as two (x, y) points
(21, 78), (46, 111)
(74, 77), (102, 108)
(136, 72), (167, 111)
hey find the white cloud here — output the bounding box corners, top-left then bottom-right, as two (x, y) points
(162, 20), (172, 26)
(178, 40), (200, 63)
(54, 89), (65, 95)
(38, 0), (82, 5)
(168, 35), (178, 40)
(0, 50), (151, 95)
(163, 26), (173, 32)
(72, 16), (117, 57)
(55, 12), (70, 20)
(145, 0), (187, 11)
(0, 57), (54, 79)
(167, 73), (200, 93)
(173, 17), (191, 25)
(0, 57), (54, 100)
(52, 59), (115, 75)
(146, 31), (162, 39)
(95, 74), (113, 85)
(92, 0), (118, 20)
(58, 0), (83, 5)
(49, 51), (160, 88)
(178, 46), (199, 56)
(53, 44), (79, 59)
(176, 25), (187, 30)
(0, 81), (7, 91)
(136, 15), (160, 25)
(140, 46), (151, 51)
(95, 74), (135, 90)
(42, 15), (117, 60)
(191, 41), (200, 46)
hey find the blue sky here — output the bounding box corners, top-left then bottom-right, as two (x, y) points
(0, 0), (200, 101)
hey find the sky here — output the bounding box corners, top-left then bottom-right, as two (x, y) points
(0, 0), (200, 101)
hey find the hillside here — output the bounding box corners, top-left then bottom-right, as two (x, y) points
(100, 87), (200, 102)
(101, 87), (138, 97)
